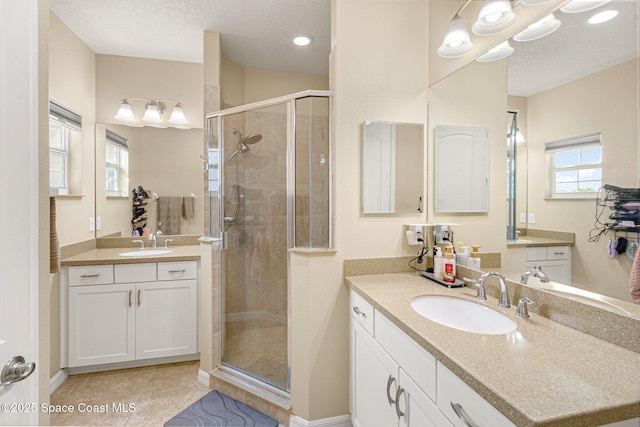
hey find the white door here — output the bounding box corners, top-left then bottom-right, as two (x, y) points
(0, 0), (40, 425)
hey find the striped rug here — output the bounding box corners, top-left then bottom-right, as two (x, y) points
(165, 390), (278, 426)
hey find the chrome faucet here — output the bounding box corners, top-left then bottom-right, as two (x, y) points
(520, 266), (550, 284)
(477, 271), (511, 308)
(148, 232), (156, 248)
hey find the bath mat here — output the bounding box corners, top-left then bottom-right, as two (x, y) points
(164, 390), (278, 427)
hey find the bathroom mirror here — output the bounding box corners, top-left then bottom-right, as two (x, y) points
(95, 124), (204, 237)
(362, 121), (424, 214)
(428, 0), (638, 304)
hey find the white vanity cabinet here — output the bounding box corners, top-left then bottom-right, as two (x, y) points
(526, 245), (571, 284)
(350, 291), (453, 427)
(66, 261), (198, 368)
(350, 290), (517, 427)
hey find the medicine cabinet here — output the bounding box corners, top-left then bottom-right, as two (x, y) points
(362, 121), (424, 214)
(435, 124), (489, 213)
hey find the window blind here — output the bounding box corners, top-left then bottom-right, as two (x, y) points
(544, 132), (601, 153)
(106, 129), (128, 149)
(49, 100), (82, 131)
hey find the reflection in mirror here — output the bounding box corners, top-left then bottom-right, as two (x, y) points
(430, 0), (638, 306)
(362, 121), (424, 214)
(49, 101), (83, 196)
(95, 124), (204, 237)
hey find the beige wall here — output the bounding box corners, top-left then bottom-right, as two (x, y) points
(221, 56), (329, 109)
(428, 59), (509, 253)
(49, 12), (96, 247)
(290, 0), (430, 421)
(527, 59), (639, 301)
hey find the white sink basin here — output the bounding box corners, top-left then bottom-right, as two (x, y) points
(410, 295), (517, 335)
(119, 249), (172, 257)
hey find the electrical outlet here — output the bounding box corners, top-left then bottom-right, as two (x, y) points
(89, 217), (95, 232)
(519, 213), (526, 223)
(96, 216), (101, 230)
(528, 213), (536, 224)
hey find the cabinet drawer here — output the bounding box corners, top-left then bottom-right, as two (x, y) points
(69, 265), (114, 287)
(158, 261), (198, 281)
(115, 263), (157, 283)
(525, 246), (547, 262)
(350, 290), (374, 336)
(437, 362), (516, 427)
(547, 246), (569, 260)
(376, 311), (437, 401)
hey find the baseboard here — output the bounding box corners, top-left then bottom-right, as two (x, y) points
(197, 369), (210, 387)
(289, 414), (352, 427)
(49, 369), (69, 394)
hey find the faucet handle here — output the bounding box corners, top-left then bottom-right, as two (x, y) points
(132, 239), (145, 249)
(463, 277), (486, 301)
(515, 297), (535, 318)
(163, 238), (174, 248)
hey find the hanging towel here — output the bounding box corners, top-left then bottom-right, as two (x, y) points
(158, 196), (182, 235)
(630, 245), (640, 304)
(182, 195), (196, 219)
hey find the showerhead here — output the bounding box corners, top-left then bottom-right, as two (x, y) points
(225, 131), (263, 162)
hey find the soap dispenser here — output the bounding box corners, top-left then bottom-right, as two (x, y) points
(456, 242), (468, 267)
(443, 245), (456, 283)
(434, 247), (444, 280)
(467, 245), (482, 270)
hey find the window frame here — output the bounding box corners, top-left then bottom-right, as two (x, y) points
(546, 133), (602, 199)
(105, 130), (129, 196)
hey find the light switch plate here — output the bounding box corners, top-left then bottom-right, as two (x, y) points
(519, 213), (526, 223)
(96, 216), (101, 230)
(528, 213), (535, 224)
(89, 217), (95, 232)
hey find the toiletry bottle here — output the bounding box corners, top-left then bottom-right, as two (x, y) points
(434, 247), (444, 280)
(467, 245), (482, 270)
(456, 242), (468, 267)
(443, 245), (456, 283)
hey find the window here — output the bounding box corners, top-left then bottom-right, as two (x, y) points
(546, 133), (602, 198)
(49, 101), (82, 194)
(105, 130), (129, 196)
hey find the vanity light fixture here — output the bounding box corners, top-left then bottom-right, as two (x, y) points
(293, 35), (313, 46)
(472, 0), (518, 36)
(560, 0), (611, 13)
(114, 98), (190, 129)
(512, 13), (561, 42)
(437, 0), (474, 58)
(476, 40), (515, 62)
(588, 9), (619, 24)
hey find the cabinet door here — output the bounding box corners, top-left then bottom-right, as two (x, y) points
(351, 321), (400, 427)
(68, 283), (135, 367)
(438, 362), (516, 427)
(525, 260), (569, 283)
(399, 369), (452, 427)
(135, 280), (198, 359)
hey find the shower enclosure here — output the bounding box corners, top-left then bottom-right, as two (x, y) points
(206, 91), (332, 392)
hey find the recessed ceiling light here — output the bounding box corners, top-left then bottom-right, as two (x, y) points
(293, 35), (313, 46)
(588, 9), (619, 24)
(560, 0), (611, 14)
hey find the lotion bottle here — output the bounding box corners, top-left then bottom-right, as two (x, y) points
(456, 242), (468, 267)
(467, 245), (482, 270)
(433, 247), (444, 279)
(443, 245), (456, 283)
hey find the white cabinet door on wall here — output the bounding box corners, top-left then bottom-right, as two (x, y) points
(435, 125), (490, 213)
(68, 283), (136, 367)
(136, 279), (198, 360)
(351, 321), (400, 427)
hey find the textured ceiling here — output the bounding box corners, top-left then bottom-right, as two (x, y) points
(49, 0), (331, 76)
(508, 0), (638, 96)
(50, 0), (637, 93)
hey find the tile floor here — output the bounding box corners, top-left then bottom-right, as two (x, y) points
(50, 361), (209, 426)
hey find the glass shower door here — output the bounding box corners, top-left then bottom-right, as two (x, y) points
(221, 104), (289, 391)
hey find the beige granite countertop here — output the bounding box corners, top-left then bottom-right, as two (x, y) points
(506, 235), (574, 248)
(346, 272), (640, 427)
(61, 245), (201, 266)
